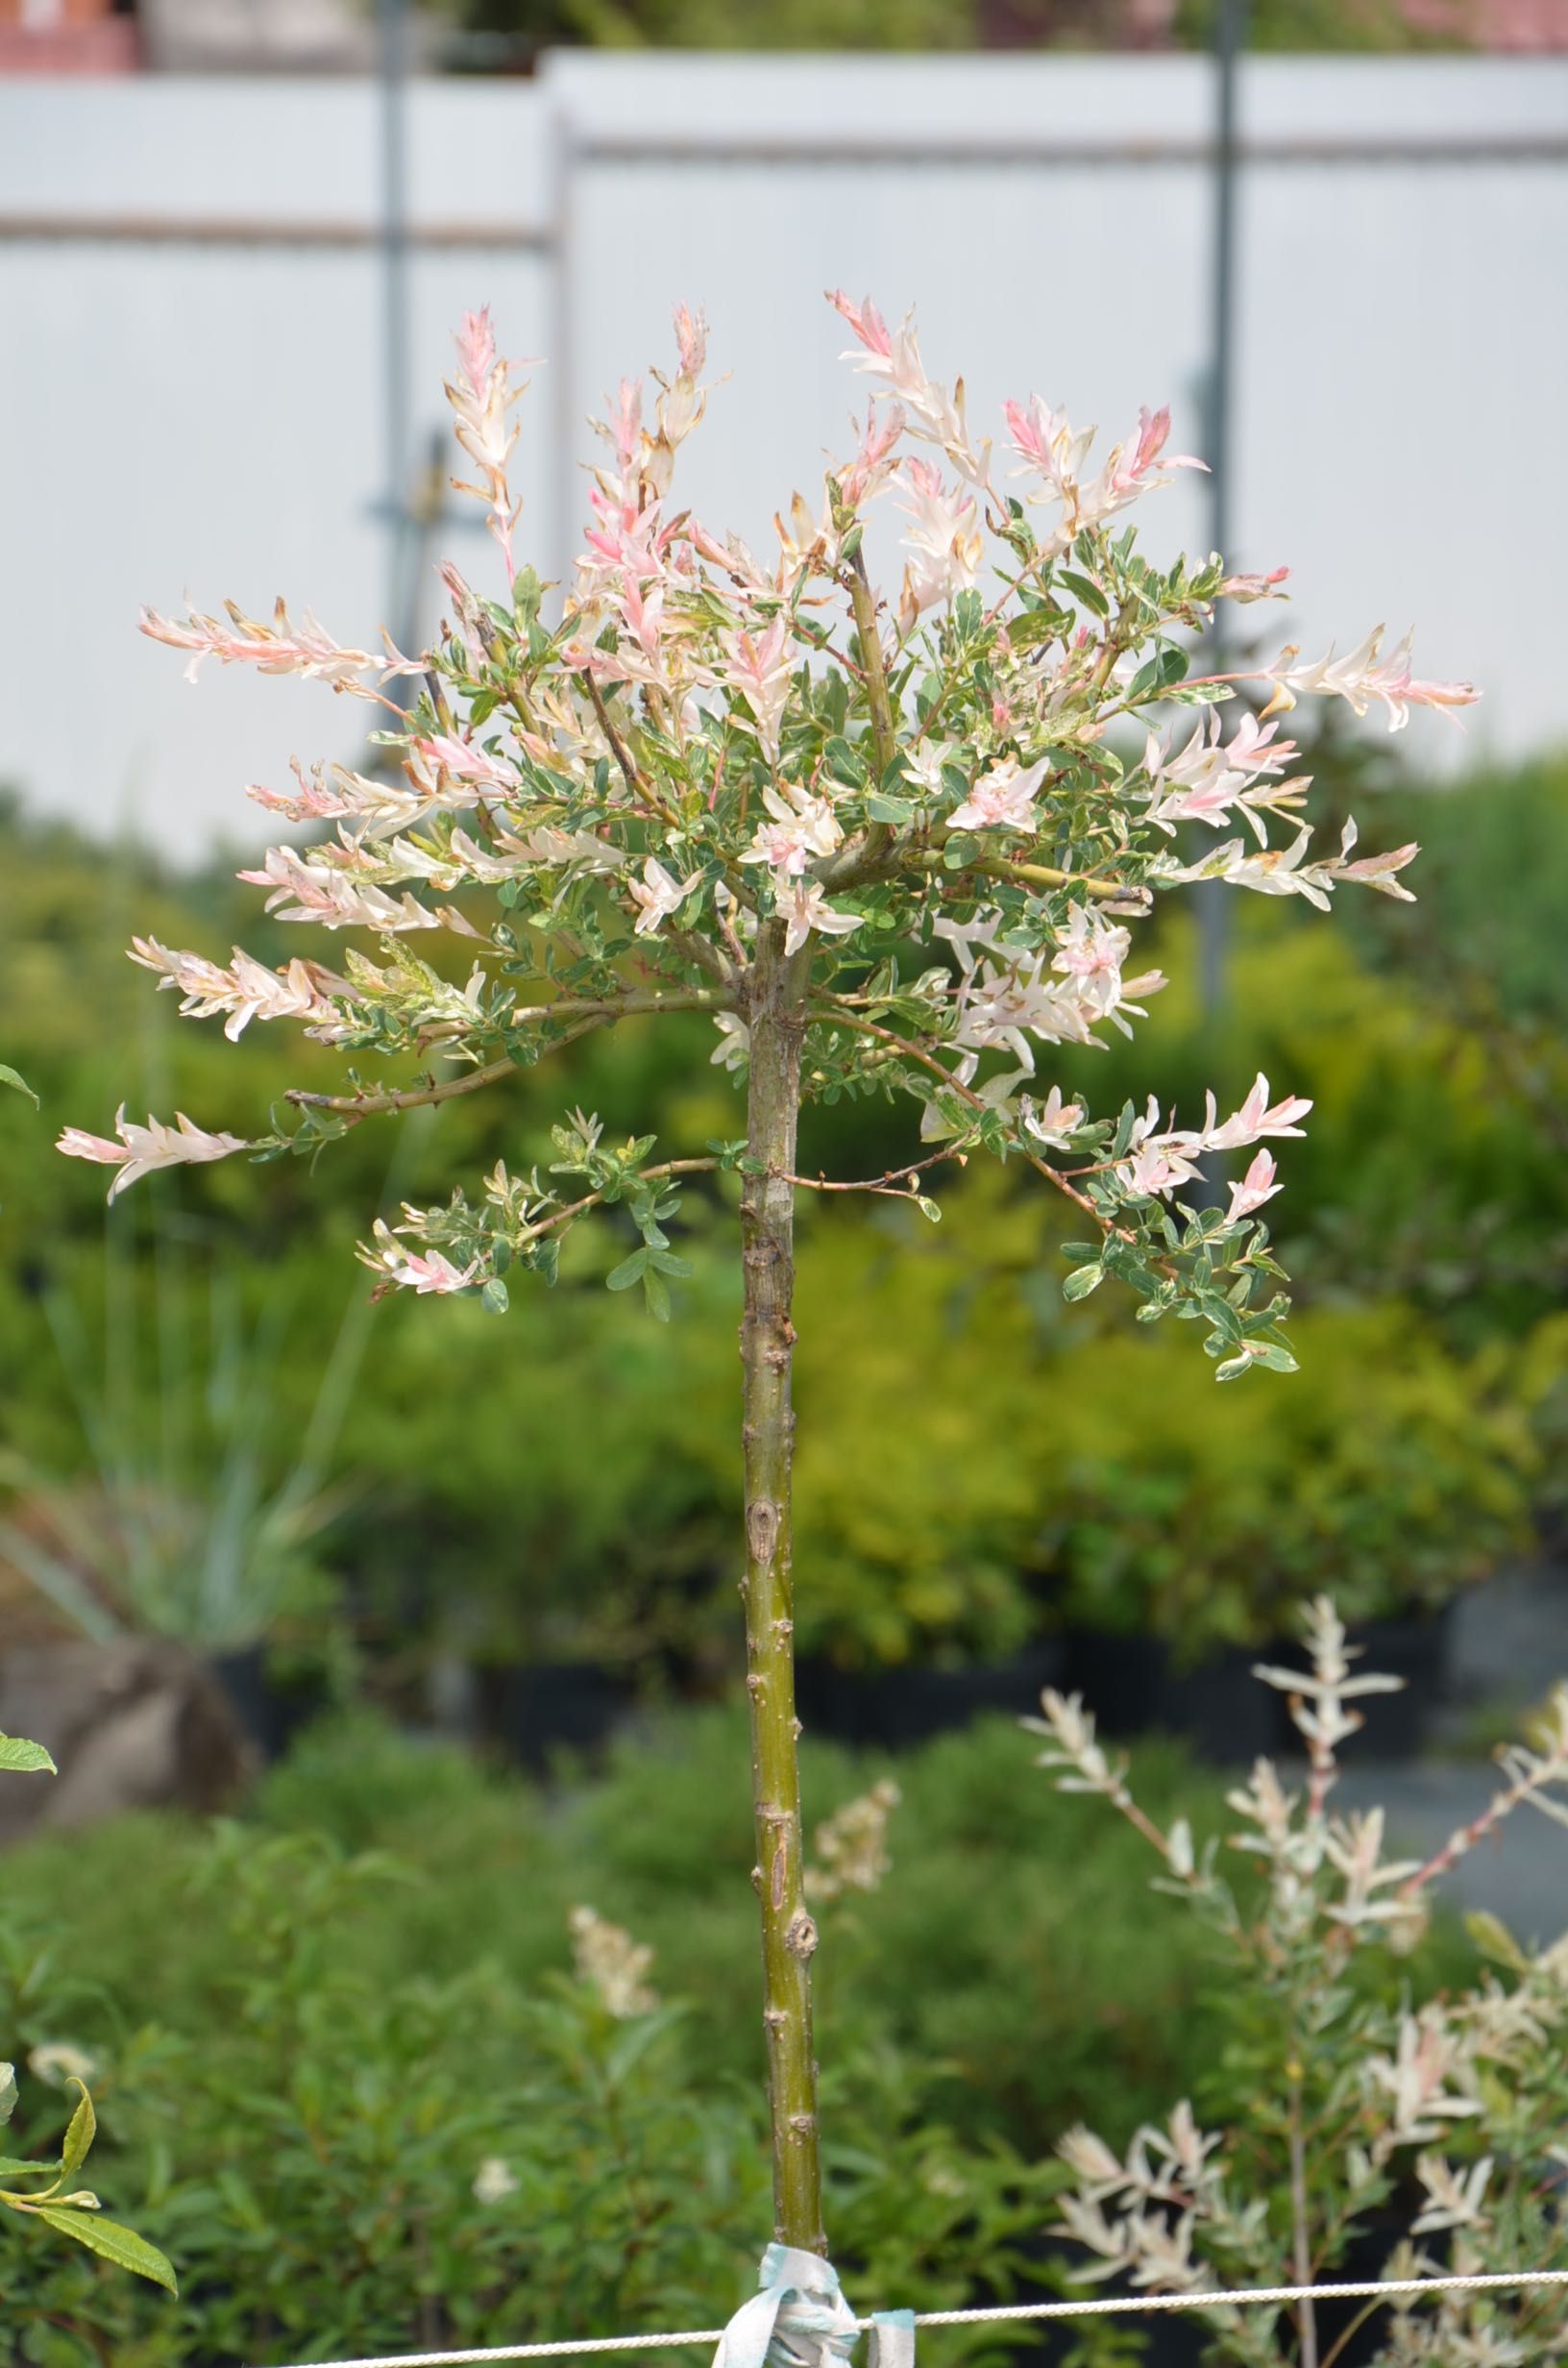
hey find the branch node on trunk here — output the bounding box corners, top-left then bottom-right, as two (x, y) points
(747, 1498), (781, 1565)
(785, 1911), (820, 1961)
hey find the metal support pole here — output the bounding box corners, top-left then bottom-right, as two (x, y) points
(379, 0), (414, 662)
(1198, 0), (1246, 1035)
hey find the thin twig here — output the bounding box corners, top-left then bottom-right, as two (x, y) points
(576, 668), (756, 920)
(517, 1157), (721, 1249)
(1400, 1735), (1568, 1898)
(778, 1149), (965, 1198)
(908, 848), (1134, 904)
(1289, 2074), (1320, 2368)
(287, 1052), (542, 1124)
(285, 990), (734, 1125)
(809, 1003), (1102, 1221)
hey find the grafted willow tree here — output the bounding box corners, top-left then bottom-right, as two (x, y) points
(63, 295), (1474, 2252)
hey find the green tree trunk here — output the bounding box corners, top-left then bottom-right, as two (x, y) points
(739, 916), (824, 2253)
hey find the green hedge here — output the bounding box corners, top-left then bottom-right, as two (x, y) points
(4, 761), (1566, 1668)
(0, 1698), (1482, 2362)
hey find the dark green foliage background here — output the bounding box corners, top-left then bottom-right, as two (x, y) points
(4, 754), (1565, 1671)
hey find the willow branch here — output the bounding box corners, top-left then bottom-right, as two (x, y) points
(780, 1148), (965, 1198)
(578, 670), (678, 826)
(1288, 2078), (1320, 2368)
(839, 550), (900, 876)
(518, 1156), (721, 1248)
(845, 553), (898, 780)
(577, 667), (758, 926)
(669, 925), (741, 990)
(912, 562), (1041, 746)
(1399, 1725), (1568, 1899)
(908, 849), (1135, 904)
(808, 1001), (1100, 1221)
(808, 1003), (1183, 1282)
(286, 990), (727, 1125)
(288, 1051), (559, 1125)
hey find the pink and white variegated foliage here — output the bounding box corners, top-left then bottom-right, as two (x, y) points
(65, 294), (1475, 1377)
(1033, 1600), (1568, 2366)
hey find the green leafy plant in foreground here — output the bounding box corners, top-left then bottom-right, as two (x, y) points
(0, 1796), (1046, 2366)
(0, 1734), (175, 2301)
(1, 1710), (1235, 2160)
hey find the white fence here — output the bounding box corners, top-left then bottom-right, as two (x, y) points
(1, 56), (1565, 847)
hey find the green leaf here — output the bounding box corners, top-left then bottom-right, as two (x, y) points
(943, 833), (980, 872)
(32, 2206), (178, 2292)
(0, 2065), (15, 2127)
(1059, 570), (1110, 619)
(605, 1250), (649, 1293)
(1004, 605), (1069, 653)
(824, 736), (866, 788)
(479, 1278), (510, 1316)
(642, 1267), (672, 1322)
(0, 1735), (56, 1775)
(0, 1066), (37, 1107)
(1062, 1265), (1104, 1301)
(867, 794), (915, 825)
(648, 1250), (694, 1279)
(60, 2084), (95, 2182)
(1126, 645), (1191, 706)
(0, 2155), (52, 2178)
(1465, 1910), (1528, 1972)
(603, 2004), (684, 2085)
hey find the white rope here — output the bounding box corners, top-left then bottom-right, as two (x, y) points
(262, 2266), (1568, 2368)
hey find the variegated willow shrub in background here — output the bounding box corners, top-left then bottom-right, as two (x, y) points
(60, 293), (1473, 2251)
(1038, 1603), (1568, 2368)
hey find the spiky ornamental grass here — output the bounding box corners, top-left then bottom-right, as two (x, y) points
(62, 293), (1474, 2249)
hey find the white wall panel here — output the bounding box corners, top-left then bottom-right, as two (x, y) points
(0, 57), (1562, 849)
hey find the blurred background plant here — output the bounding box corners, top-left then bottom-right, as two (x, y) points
(4, 728), (1567, 2354)
(0, 1698), (1491, 2363)
(426, 0), (1484, 67)
(0, 1241), (365, 1659)
(5, 751), (1568, 1715)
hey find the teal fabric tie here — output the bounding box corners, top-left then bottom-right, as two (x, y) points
(712, 2247), (862, 2368)
(866, 2309), (916, 2368)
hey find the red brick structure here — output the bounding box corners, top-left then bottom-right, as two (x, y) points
(0, 0), (139, 70)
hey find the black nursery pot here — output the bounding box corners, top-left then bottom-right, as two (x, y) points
(795, 1642), (1066, 1752)
(1059, 1628), (1282, 1764)
(209, 1644), (328, 1763)
(1328, 1602), (1455, 1759)
(479, 1661), (638, 1772)
(968, 2231), (1207, 2367)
